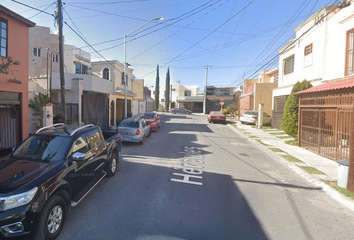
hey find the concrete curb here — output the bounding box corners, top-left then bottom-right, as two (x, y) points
(227, 122), (354, 213)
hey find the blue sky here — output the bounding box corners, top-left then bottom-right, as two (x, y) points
(3, 0), (335, 92)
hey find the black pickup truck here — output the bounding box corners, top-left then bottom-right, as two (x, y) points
(0, 123), (122, 240)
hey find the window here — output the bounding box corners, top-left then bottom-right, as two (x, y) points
(304, 44), (313, 67)
(87, 130), (101, 148)
(52, 54), (59, 62)
(75, 62), (89, 74)
(184, 90), (191, 96)
(0, 18), (7, 57)
(121, 72), (128, 86)
(346, 28), (354, 76)
(103, 68), (109, 80)
(283, 55), (295, 75)
(70, 135), (90, 156)
(33, 47), (41, 57)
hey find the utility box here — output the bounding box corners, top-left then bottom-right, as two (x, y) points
(337, 159), (349, 188)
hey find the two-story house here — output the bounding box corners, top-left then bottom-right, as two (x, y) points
(206, 86), (235, 113)
(0, 5), (35, 153)
(173, 82), (203, 113)
(28, 26), (113, 131)
(91, 60), (135, 127)
(132, 79), (146, 115)
(239, 69), (278, 118)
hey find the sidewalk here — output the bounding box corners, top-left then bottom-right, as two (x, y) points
(227, 118), (354, 212)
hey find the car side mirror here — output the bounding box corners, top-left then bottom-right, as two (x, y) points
(72, 152), (85, 161)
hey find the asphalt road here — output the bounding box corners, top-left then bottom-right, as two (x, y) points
(58, 113), (354, 240)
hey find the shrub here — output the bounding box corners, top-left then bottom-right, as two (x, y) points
(220, 109), (228, 116)
(280, 80), (312, 137)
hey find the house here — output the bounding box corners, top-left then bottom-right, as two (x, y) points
(28, 26), (113, 130)
(91, 60), (135, 127)
(206, 86), (235, 113)
(271, 4), (348, 128)
(132, 79), (146, 115)
(239, 69), (278, 116)
(0, 5), (35, 153)
(144, 86), (154, 112)
(174, 82), (203, 113)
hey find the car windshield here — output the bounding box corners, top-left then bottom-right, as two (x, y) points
(12, 135), (71, 162)
(143, 114), (155, 119)
(119, 120), (139, 128)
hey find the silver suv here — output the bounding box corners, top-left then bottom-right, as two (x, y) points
(118, 114), (151, 144)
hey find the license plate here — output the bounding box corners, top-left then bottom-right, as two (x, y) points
(123, 137), (129, 141)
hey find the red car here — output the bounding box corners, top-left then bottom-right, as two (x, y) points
(143, 112), (161, 131)
(207, 111), (226, 124)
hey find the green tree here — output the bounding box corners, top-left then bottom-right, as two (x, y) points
(226, 103), (238, 116)
(280, 79), (312, 137)
(0, 56), (20, 79)
(29, 92), (49, 129)
(154, 64), (160, 111)
(165, 67), (170, 111)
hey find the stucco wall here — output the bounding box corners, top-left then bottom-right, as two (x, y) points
(254, 83), (278, 116)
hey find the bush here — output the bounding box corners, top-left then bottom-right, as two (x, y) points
(220, 109), (228, 116)
(280, 80), (312, 137)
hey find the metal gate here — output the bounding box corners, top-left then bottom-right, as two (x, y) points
(299, 93), (353, 161)
(53, 103), (79, 124)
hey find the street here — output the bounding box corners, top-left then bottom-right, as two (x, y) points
(58, 113), (354, 240)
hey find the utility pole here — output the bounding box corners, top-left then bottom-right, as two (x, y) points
(202, 65), (212, 114)
(57, 0), (66, 123)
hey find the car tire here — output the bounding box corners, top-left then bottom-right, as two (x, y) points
(241, 121), (244, 124)
(106, 153), (118, 177)
(36, 195), (66, 240)
(140, 136), (145, 145)
(148, 129), (152, 137)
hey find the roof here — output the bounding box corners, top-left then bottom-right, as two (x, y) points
(0, 5), (35, 27)
(114, 87), (137, 97)
(295, 77), (354, 94)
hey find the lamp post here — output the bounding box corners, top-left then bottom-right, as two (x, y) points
(124, 17), (163, 119)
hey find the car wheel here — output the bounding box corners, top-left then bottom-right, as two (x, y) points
(106, 153), (118, 177)
(148, 129), (152, 137)
(241, 121), (244, 124)
(140, 136), (145, 145)
(36, 195), (66, 240)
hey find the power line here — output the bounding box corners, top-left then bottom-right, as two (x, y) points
(10, 0), (54, 16)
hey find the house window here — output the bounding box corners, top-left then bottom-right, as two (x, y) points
(283, 55), (295, 75)
(346, 28), (354, 76)
(304, 44), (313, 67)
(33, 47), (41, 57)
(121, 72), (128, 86)
(103, 68), (109, 80)
(75, 62), (89, 74)
(52, 54), (59, 62)
(184, 90), (191, 96)
(0, 18), (7, 57)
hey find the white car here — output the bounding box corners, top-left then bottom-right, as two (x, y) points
(240, 111), (272, 125)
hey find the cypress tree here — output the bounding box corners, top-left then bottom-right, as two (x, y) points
(154, 64), (160, 111)
(165, 67), (170, 111)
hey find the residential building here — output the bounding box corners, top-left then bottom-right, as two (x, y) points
(0, 5), (35, 152)
(132, 79), (146, 115)
(206, 86), (235, 113)
(28, 26), (113, 131)
(144, 86), (154, 112)
(91, 60), (135, 126)
(174, 82), (203, 113)
(239, 69), (278, 116)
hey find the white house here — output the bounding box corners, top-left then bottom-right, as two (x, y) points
(272, 2), (353, 128)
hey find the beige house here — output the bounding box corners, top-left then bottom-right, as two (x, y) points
(132, 79), (146, 115)
(91, 60), (135, 126)
(239, 69), (278, 116)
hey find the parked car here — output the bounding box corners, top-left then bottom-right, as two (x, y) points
(118, 114), (151, 144)
(143, 112), (161, 132)
(170, 107), (192, 114)
(240, 111), (272, 125)
(207, 111), (226, 124)
(0, 123), (122, 240)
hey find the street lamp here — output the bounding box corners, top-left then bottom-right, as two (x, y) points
(124, 17), (163, 119)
